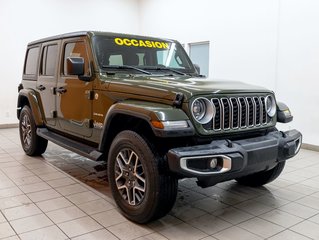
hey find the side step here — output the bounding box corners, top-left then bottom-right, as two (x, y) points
(37, 128), (104, 161)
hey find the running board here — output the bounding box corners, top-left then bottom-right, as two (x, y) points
(37, 128), (104, 161)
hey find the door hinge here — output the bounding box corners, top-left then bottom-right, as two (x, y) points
(84, 119), (94, 128)
(51, 87), (57, 95)
(85, 90), (94, 100)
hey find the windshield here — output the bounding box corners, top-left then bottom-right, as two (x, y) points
(92, 35), (196, 74)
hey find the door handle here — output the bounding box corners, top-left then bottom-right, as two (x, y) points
(36, 85), (46, 91)
(56, 87), (67, 94)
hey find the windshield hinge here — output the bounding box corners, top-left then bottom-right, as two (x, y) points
(85, 90), (94, 100)
(173, 92), (184, 108)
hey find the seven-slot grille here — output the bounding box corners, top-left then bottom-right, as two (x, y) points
(205, 96), (271, 131)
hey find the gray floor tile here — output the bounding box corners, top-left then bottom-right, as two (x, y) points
(107, 221), (153, 240)
(268, 230), (312, 240)
(290, 220), (319, 239)
(213, 226), (263, 240)
(279, 202), (318, 219)
(71, 229), (119, 240)
(19, 225), (68, 240)
(238, 217), (284, 238)
(212, 207), (254, 224)
(158, 222), (207, 240)
(259, 209), (303, 227)
(1, 129), (319, 240)
(188, 214), (232, 235)
(57, 216), (103, 238)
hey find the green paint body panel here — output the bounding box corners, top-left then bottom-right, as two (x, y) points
(106, 100), (189, 121)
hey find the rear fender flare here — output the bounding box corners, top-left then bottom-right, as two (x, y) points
(17, 89), (45, 126)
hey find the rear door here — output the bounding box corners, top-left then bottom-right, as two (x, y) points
(36, 41), (60, 127)
(56, 37), (93, 138)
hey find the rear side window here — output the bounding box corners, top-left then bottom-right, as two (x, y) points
(41, 45), (58, 76)
(24, 47), (39, 75)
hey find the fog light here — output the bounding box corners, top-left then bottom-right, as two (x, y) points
(209, 158), (218, 169)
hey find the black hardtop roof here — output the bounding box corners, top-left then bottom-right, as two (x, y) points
(28, 31), (175, 46)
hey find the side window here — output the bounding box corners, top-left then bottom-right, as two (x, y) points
(136, 53), (145, 66)
(41, 45), (58, 76)
(109, 55), (123, 65)
(108, 53), (143, 66)
(64, 42), (90, 76)
(156, 50), (184, 68)
(24, 47), (39, 75)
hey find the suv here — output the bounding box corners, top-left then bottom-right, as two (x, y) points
(17, 31), (302, 223)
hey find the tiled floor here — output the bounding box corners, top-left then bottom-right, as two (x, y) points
(0, 128), (319, 240)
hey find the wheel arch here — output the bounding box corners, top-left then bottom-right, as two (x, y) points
(17, 89), (45, 126)
(98, 111), (156, 157)
(98, 100), (193, 156)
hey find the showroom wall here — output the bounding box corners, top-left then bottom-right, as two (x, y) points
(276, 0), (319, 146)
(139, 0), (279, 91)
(139, 0), (319, 146)
(0, 0), (139, 125)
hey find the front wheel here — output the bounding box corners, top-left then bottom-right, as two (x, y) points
(236, 161), (286, 187)
(107, 130), (178, 223)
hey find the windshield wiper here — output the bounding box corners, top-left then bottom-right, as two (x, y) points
(102, 65), (152, 75)
(143, 66), (191, 76)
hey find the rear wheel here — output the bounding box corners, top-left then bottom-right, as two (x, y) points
(108, 130), (178, 223)
(19, 106), (48, 156)
(236, 161), (286, 187)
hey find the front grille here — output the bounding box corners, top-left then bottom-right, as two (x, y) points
(207, 96), (272, 131)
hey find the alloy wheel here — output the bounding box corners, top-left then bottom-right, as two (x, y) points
(21, 114), (32, 148)
(115, 148), (146, 205)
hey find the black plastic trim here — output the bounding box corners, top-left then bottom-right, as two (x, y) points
(167, 129), (302, 179)
(37, 128), (104, 161)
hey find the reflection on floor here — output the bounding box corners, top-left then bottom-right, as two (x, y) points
(0, 128), (319, 240)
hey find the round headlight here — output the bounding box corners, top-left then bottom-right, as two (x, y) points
(191, 97), (215, 124)
(265, 95), (276, 117)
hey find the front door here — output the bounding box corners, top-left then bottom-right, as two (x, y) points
(36, 40), (60, 127)
(56, 37), (93, 138)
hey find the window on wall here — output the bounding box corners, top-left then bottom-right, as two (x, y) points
(189, 42), (209, 76)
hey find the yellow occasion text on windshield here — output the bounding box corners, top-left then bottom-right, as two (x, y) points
(114, 38), (169, 49)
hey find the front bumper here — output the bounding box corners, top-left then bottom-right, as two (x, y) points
(167, 129), (302, 181)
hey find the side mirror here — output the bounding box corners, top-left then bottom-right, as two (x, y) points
(193, 64), (200, 74)
(66, 57), (84, 76)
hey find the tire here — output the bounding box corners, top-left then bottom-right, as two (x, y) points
(19, 106), (48, 156)
(236, 161), (286, 187)
(107, 130), (178, 223)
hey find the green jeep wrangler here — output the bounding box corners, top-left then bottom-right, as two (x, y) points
(17, 31), (302, 223)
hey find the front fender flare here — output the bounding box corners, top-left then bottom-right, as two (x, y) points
(98, 100), (194, 152)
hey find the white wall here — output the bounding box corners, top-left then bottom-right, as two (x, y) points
(0, 0), (139, 124)
(276, 0), (319, 145)
(138, 0), (279, 90)
(138, 0), (319, 146)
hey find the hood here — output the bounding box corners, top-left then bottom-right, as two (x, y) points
(107, 75), (272, 102)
